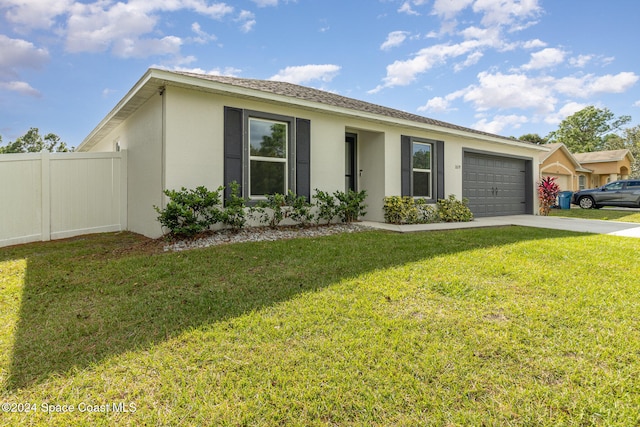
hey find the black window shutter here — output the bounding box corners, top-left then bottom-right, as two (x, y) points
(436, 140), (444, 200)
(296, 118), (311, 200)
(224, 106), (243, 201)
(401, 135), (411, 196)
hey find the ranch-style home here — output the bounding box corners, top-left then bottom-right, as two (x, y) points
(77, 68), (547, 238)
(539, 142), (635, 192)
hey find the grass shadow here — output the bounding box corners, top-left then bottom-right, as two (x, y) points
(3, 226), (582, 390)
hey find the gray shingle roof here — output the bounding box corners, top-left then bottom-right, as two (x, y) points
(173, 70), (531, 145)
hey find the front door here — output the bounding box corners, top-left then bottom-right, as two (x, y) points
(345, 133), (357, 192)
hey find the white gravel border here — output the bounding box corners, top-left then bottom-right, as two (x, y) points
(164, 223), (371, 252)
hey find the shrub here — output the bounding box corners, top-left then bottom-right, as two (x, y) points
(287, 192), (315, 227)
(250, 190), (314, 228)
(220, 181), (247, 231)
(334, 189), (367, 223)
(383, 196), (440, 224)
(538, 176), (560, 216)
(437, 195), (474, 222)
(155, 186), (223, 237)
(313, 189), (339, 225)
(383, 196), (416, 224)
(415, 198), (440, 223)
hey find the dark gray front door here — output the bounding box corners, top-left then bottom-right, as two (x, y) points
(345, 133), (357, 192)
(463, 152), (528, 217)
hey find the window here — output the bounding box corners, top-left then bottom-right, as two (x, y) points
(412, 142), (432, 198)
(578, 175), (586, 190)
(604, 181), (623, 191)
(401, 136), (443, 200)
(249, 118), (288, 197)
(223, 107), (311, 203)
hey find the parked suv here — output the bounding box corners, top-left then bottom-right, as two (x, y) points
(571, 179), (640, 209)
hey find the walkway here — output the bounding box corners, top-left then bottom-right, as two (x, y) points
(361, 215), (640, 239)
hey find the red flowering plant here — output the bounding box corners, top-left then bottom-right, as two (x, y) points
(537, 176), (560, 216)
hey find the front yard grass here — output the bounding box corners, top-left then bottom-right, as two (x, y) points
(1, 227), (639, 426)
(550, 207), (640, 223)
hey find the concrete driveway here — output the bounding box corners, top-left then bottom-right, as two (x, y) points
(362, 215), (640, 238)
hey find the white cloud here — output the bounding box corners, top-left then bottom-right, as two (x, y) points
(270, 64), (341, 84)
(252, 0), (278, 6)
(0, 35), (49, 96)
(454, 51), (483, 71)
(0, 35), (50, 78)
(237, 10), (256, 33)
(2, 0), (73, 31)
(544, 101), (588, 125)
(634, 100), (640, 108)
(370, 37), (498, 93)
(522, 38), (546, 49)
(191, 22), (217, 43)
(113, 36), (183, 58)
(473, 0), (541, 28)
(461, 71), (557, 113)
(0, 80), (41, 97)
(569, 54), (592, 68)
(398, 1), (420, 15)
(381, 31), (410, 51)
(521, 47), (566, 70)
(555, 72), (639, 98)
(418, 96), (452, 113)
(473, 114), (528, 133)
(432, 0), (474, 19)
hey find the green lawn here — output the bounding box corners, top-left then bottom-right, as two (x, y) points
(550, 207), (640, 223)
(1, 227), (639, 426)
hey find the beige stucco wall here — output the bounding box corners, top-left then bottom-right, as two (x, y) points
(162, 85), (542, 227)
(87, 83), (544, 237)
(106, 94), (164, 238)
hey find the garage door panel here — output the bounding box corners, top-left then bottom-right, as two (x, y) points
(463, 152), (528, 217)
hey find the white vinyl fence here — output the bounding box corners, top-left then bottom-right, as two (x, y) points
(0, 151), (127, 248)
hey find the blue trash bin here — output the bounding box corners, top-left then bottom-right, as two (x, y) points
(558, 191), (573, 209)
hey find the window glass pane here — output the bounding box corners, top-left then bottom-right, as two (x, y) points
(250, 160), (286, 196)
(250, 119), (286, 158)
(413, 171), (430, 197)
(413, 143), (431, 170)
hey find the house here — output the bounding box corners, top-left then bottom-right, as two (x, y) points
(78, 68), (547, 238)
(539, 143), (634, 191)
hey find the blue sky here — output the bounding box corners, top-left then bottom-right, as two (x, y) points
(1, 0), (639, 148)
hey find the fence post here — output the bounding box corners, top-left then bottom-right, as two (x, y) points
(40, 150), (51, 242)
(120, 150), (128, 231)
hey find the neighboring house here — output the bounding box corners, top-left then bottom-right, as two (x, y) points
(78, 68), (546, 238)
(539, 143), (592, 191)
(539, 143), (634, 192)
(573, 149), (634, 187)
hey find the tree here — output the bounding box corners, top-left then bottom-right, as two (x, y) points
(518, 133), (547, 145)
(546, 106), (631, 153)
(0, 128), (72, 154)
(603, 125), (640, 178)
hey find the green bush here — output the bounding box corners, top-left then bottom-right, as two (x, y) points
(437, 194), (474, 222)
(220, 181), (247, 231)
(383, 196), (440, 224)
(250, 190), (314, 228)
(334, 189), (367, 223)
(383, 196), (415, 224)
(154, 186), (223, 237)
(313, 189), (339, 225)
(415, 198), (440, 223)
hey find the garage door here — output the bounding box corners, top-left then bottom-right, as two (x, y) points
(463, 152), (530, 217)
